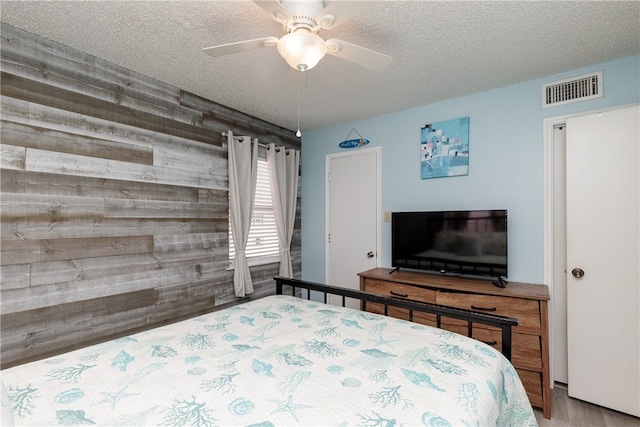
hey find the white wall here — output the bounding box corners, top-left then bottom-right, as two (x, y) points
(300, 55), (640, 285)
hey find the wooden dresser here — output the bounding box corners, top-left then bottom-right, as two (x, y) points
(359, 267), (551, 419)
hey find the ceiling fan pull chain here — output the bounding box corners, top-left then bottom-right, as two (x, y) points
(296, 86), (302, 138)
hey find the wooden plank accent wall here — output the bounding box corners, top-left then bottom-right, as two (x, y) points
(0, 23), (302, 368)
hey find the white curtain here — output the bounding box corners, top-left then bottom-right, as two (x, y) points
(228, 131), (258, 297)
(267, 143), (300, 277)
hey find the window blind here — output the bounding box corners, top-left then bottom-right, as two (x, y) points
(229, 158), (279, 263)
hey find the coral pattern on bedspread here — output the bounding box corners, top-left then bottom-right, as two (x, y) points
(1, 295), (537, 426)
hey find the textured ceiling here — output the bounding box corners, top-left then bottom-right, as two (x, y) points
(2, 1), (639, 134)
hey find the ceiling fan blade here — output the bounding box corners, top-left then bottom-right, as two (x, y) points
(253, 0), (292, 25)
(325, 38), (392, 72)
(316, 1), (370, 29)
(203, 37), (279, 58)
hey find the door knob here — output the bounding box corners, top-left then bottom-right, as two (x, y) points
(367, 251), (375, 258)
(571, 268), (585, 278)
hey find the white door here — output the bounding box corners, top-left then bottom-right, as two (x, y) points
(326, 147), (380, 308)
(566, 105), (639, 416)
(552, 124), (569, 384)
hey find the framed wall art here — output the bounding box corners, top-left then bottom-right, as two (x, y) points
(420, 116), (469, 179)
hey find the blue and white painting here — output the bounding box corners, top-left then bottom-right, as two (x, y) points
(421, 116), (470, 179)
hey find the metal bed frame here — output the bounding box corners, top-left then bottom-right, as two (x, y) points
(274, 276), (518, 361)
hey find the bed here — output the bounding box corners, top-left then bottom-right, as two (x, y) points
(1, 277), (537, 426)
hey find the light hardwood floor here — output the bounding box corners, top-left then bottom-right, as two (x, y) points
(534, 384), (640, 426)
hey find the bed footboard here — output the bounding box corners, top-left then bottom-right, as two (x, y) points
(274, 276), (518, 361)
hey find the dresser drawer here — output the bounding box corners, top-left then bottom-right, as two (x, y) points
(364, 279), (437, 303)
(436, 291), (541, 334)
(440, 326), (542, 372)
(517, 368), (543, 408)
(363, 279), (437, 325)
(364, 304), (437, 327)
(441, 323), (504, 350)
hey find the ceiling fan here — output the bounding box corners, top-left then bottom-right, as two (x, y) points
(203, 0), (392, 72)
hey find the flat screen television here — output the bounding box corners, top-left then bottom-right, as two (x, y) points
(391, 210), (508, 283)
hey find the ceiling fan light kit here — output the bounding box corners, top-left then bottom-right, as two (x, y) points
(277, 29), (327, 71)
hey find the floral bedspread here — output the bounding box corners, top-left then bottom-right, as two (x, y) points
(1, 294), (537, 426)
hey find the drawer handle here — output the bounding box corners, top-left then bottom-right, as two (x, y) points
(471, 305), (497, 312)
(481, 340), (498, 346)
(390, 290), (409, 298)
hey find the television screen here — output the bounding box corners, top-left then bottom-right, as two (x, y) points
(391, 210), (507, 278)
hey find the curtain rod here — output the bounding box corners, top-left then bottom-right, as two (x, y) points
(221, 132), (292, 151)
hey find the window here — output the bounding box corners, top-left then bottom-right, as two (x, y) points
(229, 158), (280, 266)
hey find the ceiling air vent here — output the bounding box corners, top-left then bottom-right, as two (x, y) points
(542, 71), (603, 108)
